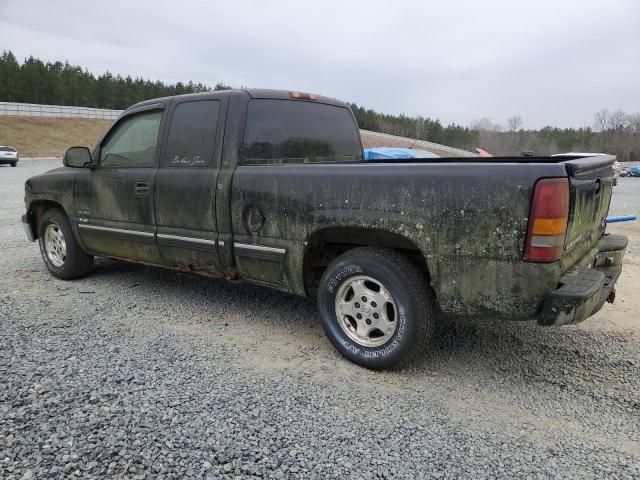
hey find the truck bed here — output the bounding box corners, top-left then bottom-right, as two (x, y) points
(232, 153), (615, 319)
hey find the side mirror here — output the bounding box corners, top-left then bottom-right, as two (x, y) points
(63, 146), (93, 168)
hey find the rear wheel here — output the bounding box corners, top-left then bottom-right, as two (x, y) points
(10, 162), (17, 167)
(317, 247), (437, 370)
(38, 209), (93, 279)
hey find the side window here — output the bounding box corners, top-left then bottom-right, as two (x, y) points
(164, 100), (220, 167)
(242, 99), (363, 164)
(100, 110), (162, 167)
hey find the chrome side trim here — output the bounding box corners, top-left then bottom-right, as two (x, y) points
(78, 224), (154, 238)
(234, 242), (286, 255)
(218, 240), (225, 247)
(157, 233), (217, 246)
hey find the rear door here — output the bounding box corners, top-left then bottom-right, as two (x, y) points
(154, 97), (226, 274)
(231, 97), (363, 289)
(75, 105), (164, 263)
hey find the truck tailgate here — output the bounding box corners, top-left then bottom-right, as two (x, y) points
(561, 154), (615, 269)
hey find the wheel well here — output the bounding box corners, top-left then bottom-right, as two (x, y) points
(303, 227), (430, 294)
(28, 200), (66, 239)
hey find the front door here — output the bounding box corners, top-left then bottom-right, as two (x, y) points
(75, 106), (164, 263)
(154, 98), (225, 274)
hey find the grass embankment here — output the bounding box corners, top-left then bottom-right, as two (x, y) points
(0, 116), (454, 158)
(0, 117), (113, 157)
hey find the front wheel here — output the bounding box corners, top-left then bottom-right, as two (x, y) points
(317, 247), (437, 370)
(38, 209), (93, 279)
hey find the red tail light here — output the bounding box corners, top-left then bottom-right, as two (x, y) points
(524, 178), (569, 262)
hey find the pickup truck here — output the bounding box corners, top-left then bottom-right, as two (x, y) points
(22, 89), (627, 369)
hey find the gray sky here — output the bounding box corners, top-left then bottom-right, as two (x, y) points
(1, 0), (639, 129)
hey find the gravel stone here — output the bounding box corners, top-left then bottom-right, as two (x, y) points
(0, 159), (639, 479)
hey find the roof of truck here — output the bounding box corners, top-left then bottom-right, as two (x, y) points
(126, 89), (347, 112)
(243, 89), (346, 106)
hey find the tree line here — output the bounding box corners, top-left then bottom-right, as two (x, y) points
(470, 111), (640, 161)
(0, 50), (230, 110)
(348, 104), (480, 152)
(1, 50), (638, 160)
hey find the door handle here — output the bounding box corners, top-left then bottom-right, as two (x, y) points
(135, 182), (151, 196)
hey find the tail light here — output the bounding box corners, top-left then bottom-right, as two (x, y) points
(524, 178), (569, 262)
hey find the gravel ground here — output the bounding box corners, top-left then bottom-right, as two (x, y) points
(1, 159), (639, 479)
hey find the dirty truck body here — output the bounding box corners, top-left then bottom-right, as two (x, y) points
(22, 89), (627, 369)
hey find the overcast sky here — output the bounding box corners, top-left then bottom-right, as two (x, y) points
(1, 0), (639, 129)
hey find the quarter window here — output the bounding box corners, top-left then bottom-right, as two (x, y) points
(100, 110), (162, 167)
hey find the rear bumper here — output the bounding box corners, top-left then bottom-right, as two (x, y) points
(0, 158), (18, 164)
(537, 234), (627, 326)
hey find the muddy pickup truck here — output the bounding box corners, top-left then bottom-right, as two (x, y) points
(22, 89), (627, 369)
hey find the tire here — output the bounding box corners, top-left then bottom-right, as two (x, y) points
(10, 162), (17, 167)
(38, 208), (93, 280)
(317, 247), (437, 370)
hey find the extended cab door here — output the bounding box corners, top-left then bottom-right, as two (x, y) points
(230, 95), (363, 291)
(74, 105), (165, 263)
(154, 97), (225, 274)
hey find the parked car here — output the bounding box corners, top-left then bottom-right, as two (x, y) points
(474, 148), (493, 157)
(0, 145), (19, 167)
(21, 89), (627, 369)
(628, 166), (640, 177)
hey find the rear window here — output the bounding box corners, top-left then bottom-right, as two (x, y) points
(0, 146), (16, 152)
(242, 100), (362, 164)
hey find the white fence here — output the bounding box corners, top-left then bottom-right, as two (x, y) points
(0, 102), (123, 120)
(360, 129), (477, 157)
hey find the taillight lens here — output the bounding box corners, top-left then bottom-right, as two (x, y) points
(524, 178), (569, 262)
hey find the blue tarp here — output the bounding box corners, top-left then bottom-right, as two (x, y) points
(363, 147), (440, 160)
